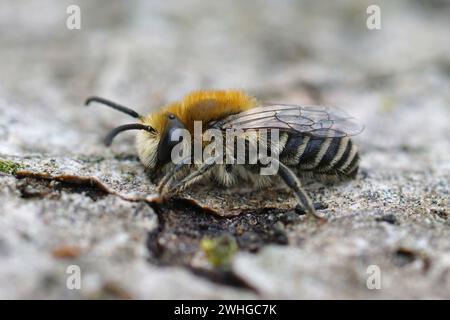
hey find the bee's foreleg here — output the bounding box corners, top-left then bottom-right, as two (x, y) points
(265, 158), (325, 220)
(157, 156), (191, 196)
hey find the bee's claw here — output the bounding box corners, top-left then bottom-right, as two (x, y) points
(295, 204), (328, 222)
(312, 212), (327, 222)
(156, 182), (183, 202)
(156, 184), (165, 197)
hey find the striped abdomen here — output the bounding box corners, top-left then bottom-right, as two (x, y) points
(280, 133), (360, 180)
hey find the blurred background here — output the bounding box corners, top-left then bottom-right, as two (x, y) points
(0, 0), (449, 299)
(1, 0), (449, 157)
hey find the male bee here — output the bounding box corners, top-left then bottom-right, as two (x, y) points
(85, 90), (362, 218)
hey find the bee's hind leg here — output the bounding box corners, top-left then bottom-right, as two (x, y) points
(264, 158), (325, 221)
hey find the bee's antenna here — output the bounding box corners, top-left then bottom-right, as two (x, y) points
(85, 96), (143, 119)
(104, 123), (155, 146)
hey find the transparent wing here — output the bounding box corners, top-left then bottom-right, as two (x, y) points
(219, 104), (364, 137)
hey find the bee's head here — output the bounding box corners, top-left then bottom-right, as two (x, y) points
(137, 112), (186, 170)
(85, 97), (186, 171)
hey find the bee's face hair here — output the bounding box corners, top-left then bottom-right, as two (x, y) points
(137, 113), (186, 170)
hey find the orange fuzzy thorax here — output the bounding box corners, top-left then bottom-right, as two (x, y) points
(142, 90), (257, 133)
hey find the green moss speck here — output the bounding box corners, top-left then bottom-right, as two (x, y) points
(200, 235), (238, 268)
(0, 159), (22, 175)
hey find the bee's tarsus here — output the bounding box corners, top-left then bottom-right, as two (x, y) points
(270, 158), (324, 219)
(85, 96), (143, 119)
(156, 156), (192, 195)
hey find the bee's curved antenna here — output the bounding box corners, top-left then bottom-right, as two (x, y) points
(104, 124), (155, 146)
(85, 96), (143, 119)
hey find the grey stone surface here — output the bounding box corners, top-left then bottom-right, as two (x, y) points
(0, 0), (449, 299)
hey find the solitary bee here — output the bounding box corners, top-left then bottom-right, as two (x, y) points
(85, 90), (362, 218)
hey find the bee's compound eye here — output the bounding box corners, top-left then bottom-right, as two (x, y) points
(157, 114), (186, 165)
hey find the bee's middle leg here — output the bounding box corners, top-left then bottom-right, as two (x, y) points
(168, 159), (218, 193)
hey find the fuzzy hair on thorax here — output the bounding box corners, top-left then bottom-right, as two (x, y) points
(142, 90), (257, 134)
